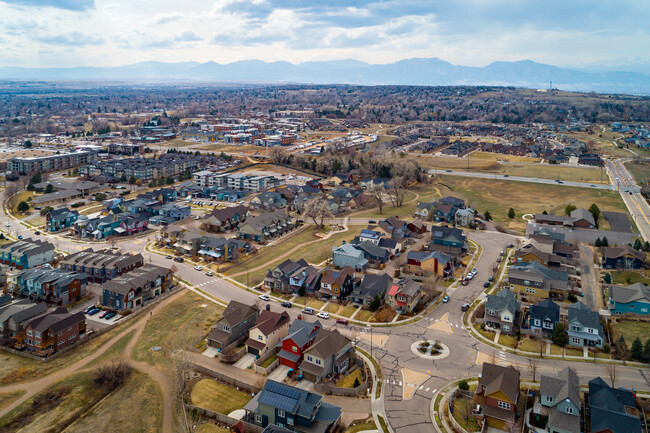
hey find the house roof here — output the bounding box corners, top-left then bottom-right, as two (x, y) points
(589, 377), (642, 433)
(568, 301), (601, 330)
(540, 367), (580, 409)
(569, 207), (595, 225)
(26, 307), (85, 334)
(391, 277), (422, 298)
(602, 245), (646, 261)
(332, 243), (364, 259)
(351, 273), (392, 300)
(256, 380), (341, 422)
(103, 264), (169, 296)
(530, 299), (560, 323)
(251, 310), (290, 336)
(220, 300), (260, 327)
(610, 283), (650, 305)
(304, 328), (350, 359)
(0, 300), (47, 326)
(356, 241), (389, 259)
(283, 319), (321, 347)
(485, 289), (519, 315)
(431, 226), (465, 244)
(479, 363), (520, 403)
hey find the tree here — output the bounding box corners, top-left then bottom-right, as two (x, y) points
(17, 201), (29, 213)
(615, 335), (628, 358)
(601, 236), (609, 247)
(166, 177), (174, 185)
(643, 338), (650, 362)
(387, 176), (407, 208)
(595, 237), (602, 247)
(23, 140), (32, 148)
(4, 182), (19, 212)
(129, 175), (136, 185)
(507, 208), (515, 219)
(353, 377), (361, 388)
(39, 206), (53, 216)
(45, 183), (54, 194)
(368, 183), (385, 215)
(458, 379), (469, 391)
(527, 358), (539, 382)
(603, 273), (612, 284)
(95, 193), (107, 202)
(632, 337), (643, 360)
(298, 285), (306, 297)
(369, 294), (382, 312)
(303, 197), (332, 229)
(484, 210), (492, 221)
(552, 323), (568, 347)
(588, 203), (601, 224)
(269, 147), (286, 164)
(564, 204), (577, 215)
(605, 363), (618, 388)
(634, 238), (643, 251)
(29, 172), (42, 185)
(26, 183), (35, 191)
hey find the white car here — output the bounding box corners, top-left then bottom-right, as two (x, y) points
(194, 265), (202, 271)
(259, 294), (270, 301)
(4, 222), (9, 227)
(205, 271), (214, 277)
(316, 312), (330, 319)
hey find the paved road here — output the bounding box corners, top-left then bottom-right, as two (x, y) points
(606, 159), (650, 241)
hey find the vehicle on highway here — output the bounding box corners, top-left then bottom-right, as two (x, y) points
(336, 318), (349, 325)
(503, 174), (509, 177)
(88, 308), (101, 316)
(590, 185), (596, 187)
(442, 295), (450, 303)
(483, 282), (490, 288)
(99, 310), (111, 319)
(174, 256), (184, 263)
(461, 303), (470, 312)
(302, 307), (315, 315)
(281, 302), (292, 308)
(317, 312), (330, 319)
(259, 294), (270, 301)
(446, 170), (452, 172)
(194, 265), (202, 271)
(368, 220), (377, 224)
(35, 231), (40, 235)
(165, 255), (172, 259)
(84, 305), (96, 314)
(105, 311), (117, 320)
(206, 271), (214, 276)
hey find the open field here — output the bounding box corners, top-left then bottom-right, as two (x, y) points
(437, 175), (629, 226)
(0, 391), (25, 413)
(191, 379), (252, 415)
(198, 143), (269, 154)
(64, 370), (162, 433)
(350, 187), (436, 219)
(132, 292), (223, 366)
(197, 424), (231, 433)
(625, 162), (650, 184)
(611, 320), (650, 345)
(159, 138), (197, 148)
(83, 330), (135, 369)
(610, 270), (650, 286)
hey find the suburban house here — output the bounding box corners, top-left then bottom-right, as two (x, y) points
(14, 268), (87, 306)
(530, 234), (577, 259)
(484, 289), (520, 335)
(439, 196), (465, 208)
(430, 226), (466, 249)
(589, 377), (642, 433)
(536, 367), (581, 433)
(533, 208), (596, 229)
(404, 250), (453, 277)
(355, 241), (389, 265)
(102, 264), (173, 311)
(300, 329), (354, 382)
(474, 363), (520, 431)
(238, 211), (293, 243)
(318, 267), (355, 302)
(250, 191), (287, 211)
(507, 262), (569, 299)
(288, 265), (322, 295)
(350, 273), (392, 308)
(567, 301), (604, 348)
(207, 301), (260, 349)
(0, 239), (55, 270)
(529, 299), (560, 336)
(278, 319), (322, 369)
(59, 249), (144, 284)
(609, 283), (650, 315)
(245, 310), (291, 357)
(415, 202), (435, 220)
(331, 243), (368, 271)
(0, 300), (47, 337)
(244, 380), (342, 433)
(264, 259), (309, 293)
(515, 244), (563, 268)
(13, 307), (86, 357)
(197, 236), (252, 263)
(386, 278), (423, 314)
(432, 202), (457, 223)
(455, 208), (475, 227)
(601, 245), (646, 270)
(201, 205), (249, 232)
(46, 208), (79, 232)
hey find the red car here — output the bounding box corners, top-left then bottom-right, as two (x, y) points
(336, 318), (349, 325)
(99, 310), (110, 318)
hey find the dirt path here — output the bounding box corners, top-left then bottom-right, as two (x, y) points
(0, 289), (185, 433)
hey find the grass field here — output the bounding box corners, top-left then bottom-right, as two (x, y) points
(518, 338), (543, 353)
(260, 354), (278, 369)
(550, 344), (563, 355)
(83, 330), (135, 369)
(452, 397), (480, 432)
(191, 379), (252, 415)
(159, 138), (197, 148)
(564, 347), (584, 357)
(64, 370), (162, 433)
(356, 310), (374, 322)
(340, 305), (359, 317)
(133, 292), (223, 366)
(625, 162), (650, 184)
(612, 320), (650, 344)
(610, 270), (650, 286)
(197, 424), (231, 433)
(344, 421), (376, 433)
(437, 175), (629, 226)
(199, 143), (268, 154)
(0, 391), (25, 413)
(498, 334), (517, 348)
(337, 367), (364, 388)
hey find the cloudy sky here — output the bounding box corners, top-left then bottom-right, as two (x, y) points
(0, 0), (648, 69)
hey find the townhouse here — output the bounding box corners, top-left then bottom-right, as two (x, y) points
(0, 239), (55, 270)
(14, 268), (87, 306)
(238, 211), (293, 243)
(201, 205), (249, 232)
(14, 307), (86, 357)
(207, 301), (260, 349)
(45, 208), (79, 233)
(318, 267), (355, 302)
(59, 249), (144, 284)
(102, 264), (174, 311)
(0, 300), (48, 337)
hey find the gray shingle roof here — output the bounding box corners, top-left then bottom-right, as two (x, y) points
(485, 289), (519, 315)
(568, 301), (601, 329)
(610, 283), (650, 304)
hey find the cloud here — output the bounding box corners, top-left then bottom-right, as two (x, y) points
(140, 31), (202, 49)
(0, 0), (94, 11)
(37, 31), (104, 46)
(154, 14), (182, 25)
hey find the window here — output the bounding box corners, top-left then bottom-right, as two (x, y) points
(503, 325), (510, 332)
(255, 415), (262, 424)
(488, 309), (495, 316)
(258, 335), (264, 341)
(534, 319), (541, 326)
(277, 409), (285, 418)
(524, 280), (530, 285)
(222, 326), (230, 332)
(587, 328), (594, 334)
(545, 395), (553, 403)
(292, 346), (298, 353)
(27, 330), (32, 336)
(316, 358), (322, 365)
(306, 355), (313, 362)
(498, 401), (510, 410)
(287, 417), (294, 426)
(571, 326), (581, 332)
(35, 332), (41, 338)
(277, 423), (285, 428)
(566, 407), (574, 414)
(571, 337), (581, 345)
(503, 315), (510, 321)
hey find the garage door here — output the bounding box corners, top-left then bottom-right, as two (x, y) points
(247, 346), (259, 356)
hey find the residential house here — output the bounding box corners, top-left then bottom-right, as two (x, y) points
(378, 238), (400, 256)
(348, 193), (375, 210)
(46, 208), (79, 233)
(507, 262), (570, 299)
(102, 264), (173, 311)
(13, 307), (86, 357)
(358, 229), (383, 245)
(288, 265), (321, 295)
(529, 299), (560, 336)
(567, 301), (604, 348)
(515, 244), (563, 268)
(567, 208), (595, 229)
(318, 267), (355, 302)
(238, 211), (293, 243)
(439, 196), (465, 208)
(455, 208), (475, 227)
(278, 319), (322, 368)
(0, 239), (55, 270)
(414, 202), (435, 221)
(484, 289), (520, 335)
(15, 268), (87, 306)
(430, 226), (466, 249)
(406, 221), (427, 236)
(609, 283), (650, 315)
(537, 367), (581, 433)
(0, 300), (47, 337)
(264, 259), (309, 293)
(244, 380), (341, 433)
(377, 217), (410, 240)
(355, 241), (389, 265)
(245, 310), (291, 356)
(207, 301), (260, 349)
(432, 202), (457, 223)
(386, 278), (423, 314)
(474, 363), (520, 431)
(59, 249), (144, 284)
(201, 205), (249, 232)
(300, 329), (354, 382)
(350, 273), (392, 308)
(601, 245), (646, 269)
(589, 377), (642, 433)
(198, 236), (252, 263)
(331, 243), (368, 271)
(250, 191), (287, 210)
(405, 250), (453, 277)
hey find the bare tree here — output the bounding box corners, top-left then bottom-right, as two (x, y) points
(4, 183), (19, 212)
(605, 363), (618, 388)
(303, 197), (333, 229)
(387, 176), (407, 208)
(269, 146), (286, 164)
(368, 183), (385, 215)
(527, 358), (539, 382)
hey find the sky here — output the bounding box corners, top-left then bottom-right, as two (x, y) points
(0, 0), (649, 69)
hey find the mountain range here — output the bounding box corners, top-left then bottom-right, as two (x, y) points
(1, 58), (649, 94)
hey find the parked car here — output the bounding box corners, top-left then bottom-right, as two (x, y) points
(496, 257), (502, 263)
(368, 220), (377, 224)
(336, 318), (349, 325)
(174, 256), (184, 263)
(483, 282), (490, 288)
(35, 231), (40, 235)
(488, 276), (494, 282)
(461, 303), (470, 312)
(4, 222), (9, 227)
(99, 310), (111, 319)
(472, 268), (477, 273)
(281, 302), (292, 308)
(84, 305), (96, 314)
(206, 271), (214, 277)
(461, 279), (469, 286)
(302, 307), (315, 315)
(104, 311), (117, 320)
(442, 295), (450, 303)
(88, 308), (101, 316)
(165, 255), (172, 259)
(317, 312), (330, 319)
(259, 294), (270, 301)
(194, 265), (202, 271)
(17, 235), (22, 239)
(507, 243), (514, 248)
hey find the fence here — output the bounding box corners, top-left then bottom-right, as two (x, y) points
(190, 362), (262, 393)
(184, 403), (264, 433)
(253, 347), (280, 375)
(314, 358), (369, 396)
(219, 337), (247, 363)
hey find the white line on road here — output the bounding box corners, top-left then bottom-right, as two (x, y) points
(432, 389), (437, 393)
(425, 387), (430, 392)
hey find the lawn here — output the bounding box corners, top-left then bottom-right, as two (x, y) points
(340, 305), (359, 317)
(356, 310), (374, 322)
(625, 162), (650, 184)
(197, 424), (231, 433)
(518, 338), (543, 353)
(325, 303), (341, 313)
(350, 189), (429, 220)
(452, 397), (481, 432)
(564, 347), (584, 357)
(259, 354), (277, 369)
(132, 292), (223, 366)
(198, 143), (269, 154)
(159, 138), (197, 148)
(337, 367), (364, 388)
(477, 327), (496, 341)
(344, 421), (376, 433)
(306, 299), (326, 310)
(191, 379), (252, 415)
(610, 270), (650, 286)
(611, 320), (650, 345)
(437, 175), (629, 226)
(64, 370), (162, 433)
(550, 344), (563, 355)
(498, 334), (517, 348)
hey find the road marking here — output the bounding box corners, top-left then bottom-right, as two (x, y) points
(461, 325), (465, 330)
(419, 386), (424, 390)
(399, 381), (402, 386)
(432, 389), (437, 393)
(425, 387), (430, 392)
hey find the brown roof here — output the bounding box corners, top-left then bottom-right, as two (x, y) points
(602, 245), (646, 261)
(304, 328), (351, 359)
(320, 266), (354, 286)
(251, 310), (290, 336)
(479, 363), (520, 404)
(220, 300), (260, 327)
(27, 307), (85, 334)
(245, 338), (266, 351)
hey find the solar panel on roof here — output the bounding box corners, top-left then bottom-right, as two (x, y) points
(265, 380), (302, 399)
(259, 391), (298, 413)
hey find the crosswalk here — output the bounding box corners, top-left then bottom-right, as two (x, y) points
(498, 350), (507, 365)
(196, 279), (220, 287)
(381, 378), (437, 394)
(428, 317), (464, 329)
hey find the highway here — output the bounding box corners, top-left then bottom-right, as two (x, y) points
(605, 158), (650, 241)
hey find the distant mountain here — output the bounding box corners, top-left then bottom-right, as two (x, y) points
(1, 58), (649, 94)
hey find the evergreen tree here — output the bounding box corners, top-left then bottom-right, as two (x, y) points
(632, 337), (643, 360)
(589, 203), (601, 224)
(595, 237), (602, 247)
(564, 204), (577, 215)
(484, 210), (492, 221)
(603, 273), (612, 284)
(369, 294), (382, 312)
(552, 323), (568, 347)
(507, 208), (515, 219)
(634, 238), (643, 250)
(643, 338), (650, 362)
(602, 237), (609, 247)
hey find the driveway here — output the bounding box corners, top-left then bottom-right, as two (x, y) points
(578, 244), (602, 310)
(267, 364), (291, 381)
(234, 353), (256, 370)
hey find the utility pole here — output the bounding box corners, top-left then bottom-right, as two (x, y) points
(246, 266), (249, 288)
